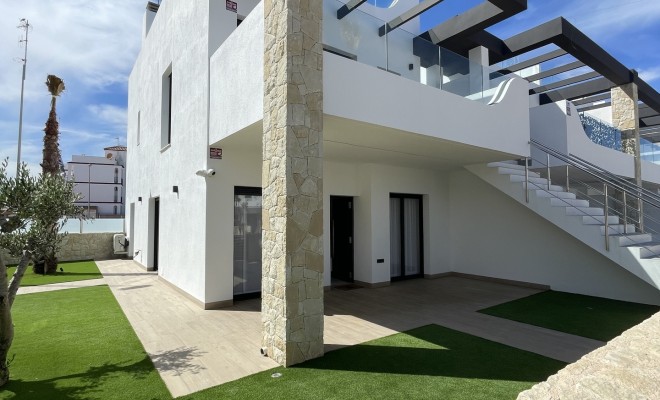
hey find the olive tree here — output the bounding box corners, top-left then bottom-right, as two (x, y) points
(0, 160), (83, 386)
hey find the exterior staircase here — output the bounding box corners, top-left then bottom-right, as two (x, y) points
(466, 161), (660, 291)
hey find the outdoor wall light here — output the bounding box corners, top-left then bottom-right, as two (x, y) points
(138, 196), (142, 202)
(172, 186), (178, 194)
(195, 168), (216, 177)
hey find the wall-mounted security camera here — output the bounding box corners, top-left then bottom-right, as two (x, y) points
(195, 169), (216, 177)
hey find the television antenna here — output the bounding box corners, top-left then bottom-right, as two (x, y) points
(16, 18), (32, 177)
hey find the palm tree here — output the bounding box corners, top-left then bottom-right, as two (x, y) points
(35, 75), (65, 274)
(41, 75), (65, 175)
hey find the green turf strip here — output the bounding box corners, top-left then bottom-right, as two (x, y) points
(1, 286), (170, 400)
(183, 324), (565, 400)
(479, 290), (659, 341)
(3, 286), (566, 400)
(6, 260), (102, 286)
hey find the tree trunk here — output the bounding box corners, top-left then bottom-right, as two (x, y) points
(41, 96), (61, 273)
(42, 98), (62, 176)
(32, 260), (45, 275)
(0, 257), (15, 386)
(1, 252), (32, 387)
(44, 256), (58, 275)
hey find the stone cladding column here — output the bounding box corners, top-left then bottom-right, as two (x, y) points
(612, 82), (643, 230)
(261, 0), (324, 367)
(612, 83), (641, 184)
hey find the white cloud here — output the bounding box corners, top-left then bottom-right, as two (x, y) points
(562, 1), (660, 39)
(87, 104), (128, 131)
(0, 0), (142, 175)
(0, 0), (144, 104)
(637, 67), (660, 83)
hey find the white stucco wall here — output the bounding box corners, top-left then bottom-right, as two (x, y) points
(324, 53), (531, 158)
(323, 162), (451, 287)
(205, 141), (262, 304)
(450, 169), (660, 305)
(209, 2), (264, 145)
(127, 0), (214, 302)
(202, 143), (453, 302)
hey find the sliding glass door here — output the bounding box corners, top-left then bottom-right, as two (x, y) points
(390, 194), (423, 279)
(233, 187), (262, 297)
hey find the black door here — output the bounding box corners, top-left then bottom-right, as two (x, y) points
(233, 187), (262, 298)
(390, 194), (423, 280)
(153, 197), (160, 271)
(331, 196), (354, 282)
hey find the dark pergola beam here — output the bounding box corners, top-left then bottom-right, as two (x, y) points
(337, 0), (367, 19)
(572, 93), (611, 106)
(641, 116), (660, 128)
(635, 75), (660, 115)
(640, 105), (659, 119)
(499, 18), (632, 86)
(422, 0), (527, 45)
(379, 0), (445, 36)
(496, 49), (567, 74)
(576, 102), (610, 112)
(525, 60), (585, 82)
(539, 77), (613, 105)
(530, 71), (601, 94)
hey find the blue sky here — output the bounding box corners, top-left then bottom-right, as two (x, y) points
(1, 0), (659, 176)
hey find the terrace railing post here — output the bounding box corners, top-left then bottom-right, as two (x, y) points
(623, 191), (628, 234)
(566, 165), (570, 193)
(525, 157), (529, 203)
(638, 196), (644, 233)
(604, 183), (610, 251)
(546, 154), (551, 190)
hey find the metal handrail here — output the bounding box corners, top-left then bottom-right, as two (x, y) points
(568, 153), (660, 205)
(530, 139), (660, 212)
(526, 140), (660, 253)
(520, 152), (660, 258)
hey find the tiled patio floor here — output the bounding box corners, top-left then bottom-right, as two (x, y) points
(95, 259), (603, 398)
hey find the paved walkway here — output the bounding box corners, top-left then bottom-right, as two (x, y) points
(96, 259), (603, 398)
(16, 278), (106, 295)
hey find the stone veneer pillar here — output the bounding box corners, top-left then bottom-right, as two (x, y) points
(611, 83), (641, 185)
(261, 0), (324, 367)
(612, 82), (643, 231)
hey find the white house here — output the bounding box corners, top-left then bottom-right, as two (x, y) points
(67, 146), (126, 218)
(126, 0), (660, 366)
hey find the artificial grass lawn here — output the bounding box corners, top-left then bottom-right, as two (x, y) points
(6, 260), (102, 286)
(3, 287), (566, 400)
(183, 324), (565, 400)
(479, 290), (660, 342)
(1, 286), (170, 400)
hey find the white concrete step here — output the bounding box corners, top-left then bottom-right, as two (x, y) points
(497, 167), (541, 178)
(582, 215), (620, 225)
(599, 224), (636, 235)
(509, 175), (549, 185)
(531, 183), (565, 192)
(535, 189), (576, 199)
(566, 207), (604, 216)
(618, 234), (653, 246)
(550, 198), (590, 207)
(487, 161), (525, 169)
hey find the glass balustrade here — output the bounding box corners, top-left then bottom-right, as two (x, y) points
(323, 0), (510, 103)
(640, 138), (660, 164)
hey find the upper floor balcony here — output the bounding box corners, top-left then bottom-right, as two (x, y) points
(209, 0), (531, 164)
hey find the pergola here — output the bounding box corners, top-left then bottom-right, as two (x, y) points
(336, 0), (660, 138)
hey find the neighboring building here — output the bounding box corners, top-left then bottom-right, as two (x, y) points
(66, 146), (126, 218)
(126, 0), (660, 366)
